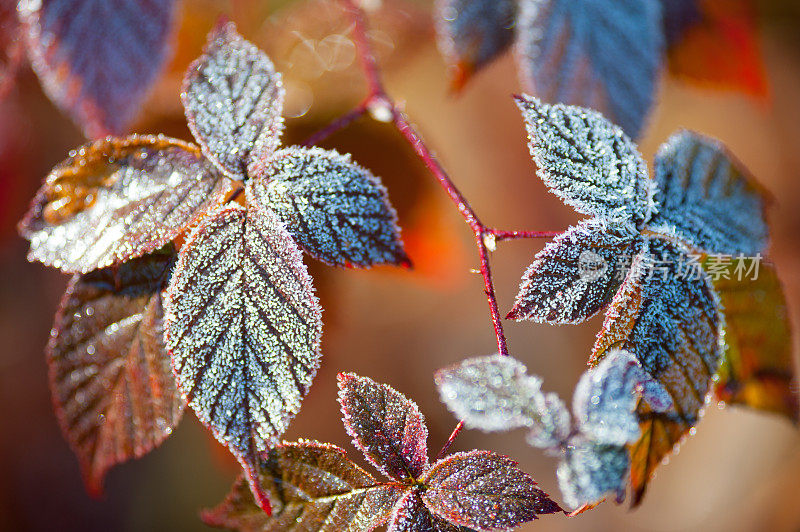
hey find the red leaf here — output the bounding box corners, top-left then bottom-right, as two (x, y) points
(47, 250), (184, 495)
(337, 373), (429, 482)
(387, 489), (470, 532)
(20, 0), (177, 137)
(421, 450), (562, 530)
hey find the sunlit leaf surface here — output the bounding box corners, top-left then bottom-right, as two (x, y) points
(508, 219), (642, 323)
(182, 21), (284, 180)
(515, 96), (653, 226)
(48, 250), (184, 495)
(337, 373), (428, 482)
(651, 130), (769, 256)
(712, 260), (798, 422)
(19, 0), (176, 137)
(248, 146), (408, 268)
(202, 441), (403, 532)
(165, 202), (322, 509)
(515, 0), (664, 138)
(421, 450), (562, 530)
(435, 0), (517, 89)
(19, 135), (230, 274)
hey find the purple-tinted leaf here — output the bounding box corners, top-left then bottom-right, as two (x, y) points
(19, 0), (176, 137)
(556, 440), (629, 510)
(573, 349), (672, 446)
(337, 373), (428, 482)
(508, 219), (642, 323)
(388, 489), (472, 532)
(421, 450), (562, 530)
(515, 95), (654, 227)
(48, 250), (184, 496)
(435, 354), (543, 432)
(165, 202), (322, 511)
(515, 0), (664, 138)
(650, 130), (770, 256)
(182, 21), (284, 180)
(18, 135), (231, 274)
(660, 0), (701, 47)
(591, 237), (723, 503)
(435, 0), (517, 88)
(202, 441), (403, 532)
(248, 146), (408, 268)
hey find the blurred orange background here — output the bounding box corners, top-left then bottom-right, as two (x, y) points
(1, 1), (799, 530)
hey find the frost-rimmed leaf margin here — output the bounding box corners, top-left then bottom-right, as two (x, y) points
(165, 201), (323, 513)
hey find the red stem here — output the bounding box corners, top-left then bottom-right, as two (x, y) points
(301, 100), (369, 147)
(490, 228), (562, 242)
(435, 421), (465, 461)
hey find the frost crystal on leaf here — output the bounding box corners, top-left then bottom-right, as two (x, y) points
(508, 219), (642, 323)
(525, 391), (571, 450)
(434, 354), (544, 432)
(515, 0), (664, 138)
(435, 0), (517, 88)
(515, 95), (654, 227)
(573, 349), (672, 446)
(18, 135), (231, 274)
(202, 441), (403, 532)
(19, 0), (176, 138)
(388, 489), (470, 532)
(421, 450), (562, 530)
(48, 250), (184, 495)
(337, 373), (429, 481)
(182, 21), (285, 180)
(556, 440), (629, 510)
(248, 146), (408, 268)
(165, 202), (322, 510)
(650, 130), (769, 256)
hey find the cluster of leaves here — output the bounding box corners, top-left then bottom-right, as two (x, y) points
(0, 0), (178, 137)
(436, 351), (673, 510)
(203, 373), (562, 531)
(18, 21), (408, 511)
(434, 94), (796, 507)
(435, 0), (767, 137)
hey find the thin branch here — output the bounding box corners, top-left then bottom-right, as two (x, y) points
(300, 100), (369, 147)
(435, 420), (465, 461)
(490, 228), (562, 242)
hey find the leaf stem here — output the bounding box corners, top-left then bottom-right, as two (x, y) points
(435, 420), (464, 461)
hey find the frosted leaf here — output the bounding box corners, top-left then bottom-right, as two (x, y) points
(48, 250), (184, 496)
(337, 373), (428, 482)
(421, 450), (562, 530)
(591, 237), (724, 504)
(18, 135), (231, 274)
(434, 354), (544, 432)
(556, 440), (629, 510)
(165, 202), (322, 511)
(19, 0), (176, 137)
(515, 95), (653, 226)
(387, 489), (473, 532)
(573, 349), (672, 446)
(711, 260), (798, 422)
(182, 21), (284, 180)
(515, 0), (664, 138)
(435, 0), (516, 88)
(650, 130), (769, 256)
(508, 219), (642, 323)
(248, 147), (408, 268)
(525, 391), (572, 450)
(202, 441), (403, 532)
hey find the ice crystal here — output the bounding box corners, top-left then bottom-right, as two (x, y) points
(557, 440), (629, 510)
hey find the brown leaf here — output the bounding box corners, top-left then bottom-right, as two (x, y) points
(47, 250), (184, 495)
(202, 440), (404, 532)
(337, 373), (429, 482)
(421, 450), (562, 530)
(18, 135), (231, 274)
(712, 260), (798, 422)
(590, 237), (723, 505)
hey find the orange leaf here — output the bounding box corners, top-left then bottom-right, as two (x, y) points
(667, 0), (768, 98)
